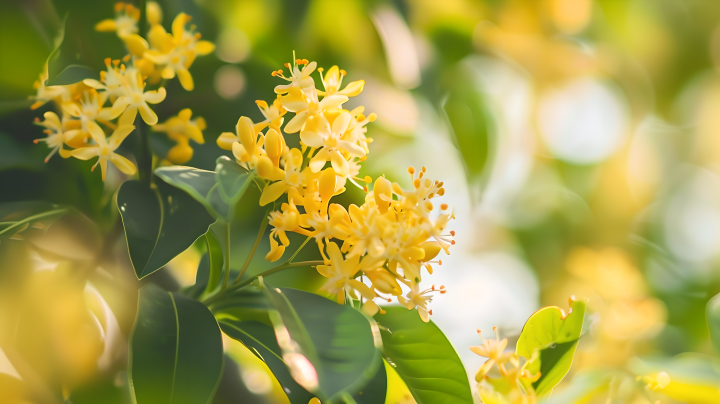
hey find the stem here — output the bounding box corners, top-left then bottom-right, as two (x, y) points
(288, 236), (312, 263)
(202, 260), (324, 305)
(221, 221), (231, 290)
(136, 116), (152, 185)
(233, 206), (272, 284)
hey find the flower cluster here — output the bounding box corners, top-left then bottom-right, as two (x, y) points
(470, 328), (540, 404)
(218, 57), (455, 321)
(30, 2), (212, 178)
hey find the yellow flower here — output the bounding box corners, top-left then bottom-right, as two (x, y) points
(317, 66), (365, 97)
(30, 65), (73, 110)
(95, 3), (148, 58)
(95, 2), (139, 37)
(273, 57), (317, 94)
(110, 68), (167, 125)
(397, 282), (444, 323)
(303, 111), (367, 176)
(217, 116), (269, 169)
(254, 97), (287, 133)
(70, 121), (136, 181)
(265, 202), (311, 262)
(316, 241), (379, 304)
(469, 327), (515, 381)
(83, 58), (129, 99)
(152, 108), (206, 145)
(281, 87), (348, 134)
(33, 112), (84, 162)
(61, 89), (118, 132)
(258, 148), (305, 206)
(144, 13), (215, 91)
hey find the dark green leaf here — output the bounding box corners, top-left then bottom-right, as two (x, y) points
(263, 284), (382, 401)
(351, 356), (387, 404)
(215, 156), (255, 205)
(129, 283), (224, 404)
(220, 320), (315, 404)
(117, 179), (215, 279)
(706, 292), (720, 355)
(376, 306), (473, 404)
(155, 166), (230, 220)
(45, 15), (96, 86)
(516, 298), (586, 396)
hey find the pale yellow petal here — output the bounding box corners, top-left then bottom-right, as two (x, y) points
(95, 19), (117, 32)
(194, 40), (215, 55)
(138, 103), (158, 125)
(110, 153), (137, 175)
(260, 182), (290, 206)
(177, 69), (194, 91)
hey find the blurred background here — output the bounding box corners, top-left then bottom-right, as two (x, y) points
(3, 0), (720, 402)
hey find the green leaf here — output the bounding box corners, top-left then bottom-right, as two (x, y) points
(0, 201), (68, 243)
(45, 15), (96, 86)
(706, 292), (720, 354)
(154, 166), (230, 220)
(263, 284), (383, 401)
(220, 320), (315, 404)
(116, 179), (215, 279)
(442, 64), (495, 193)
(129, 283), (224, 404)
(516, 298), (587, 396)
(215, 156), (255, 205)
(203, 230), (224, 296)
(352, 357), (387, 404)
(375, 306), (473, 404)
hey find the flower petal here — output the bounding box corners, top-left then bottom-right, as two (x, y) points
(284, 110), (308, 133)
(300, 130), (324, 148)
(338, 80), (365, 97)
(144, 87), (167, 104)
(330, 151), (349, 177)
(260, 182), (290, 206)
(331, 112), (352, 136)
(71, 147), (99, 161)
(110, 153), (137, 175)
(309, 148), (329, 173)
(319, 95), (348, 110)
(138, 103), (158, 125)
(177, 69), (194, 91)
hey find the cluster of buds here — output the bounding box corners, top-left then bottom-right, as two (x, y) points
(217, 56), (456, 321)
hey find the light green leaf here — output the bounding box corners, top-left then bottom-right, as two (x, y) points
(215, 156), (255, 205)
(116, 179), (215, 279)
(516, 298), (587, 396)
(706, 292), (720, 354)
(154, 166), (230, 220)
(375, 306), (473, 404)
(442, 64), (495, 188)
(263, 284), (382, 401)
(129, 283), (224, 404)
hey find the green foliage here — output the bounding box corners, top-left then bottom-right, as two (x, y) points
(45, 15), (96, 86)
(154, 158), (255, 222)
(116, 179), (215, 279)
(129, 283), (224, 404)
(516, 298), (587, 396)
(706, 292), (720, 354)
(220, 320), (315, 404)
(442, 66), (495, 190)
(263, 283), (384, 402)
(376, 306), (473, 404)
(203, 230), (224, 296)
(0, 201), (68, 244)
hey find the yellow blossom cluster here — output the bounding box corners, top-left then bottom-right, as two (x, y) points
(470, 328), (540, 404)
(217, 57), (455, 321)
(30, 2), (212, 178)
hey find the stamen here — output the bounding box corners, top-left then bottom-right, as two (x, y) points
(440, 203), (448, 210)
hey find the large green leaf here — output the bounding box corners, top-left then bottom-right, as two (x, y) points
(215, 156), (255, 205)
(516, 298), (587, 396)
(262, 284), (383, 401)
(706, 292), (720, 354)
(220, 320), (315, 404)
(375, 306), (473, 404)
(116, 179), (215, 279)
(155, 166), (230, 220)
(45, 15), (96, 86)
(129, 283), (224, 404)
